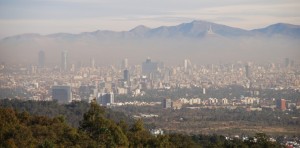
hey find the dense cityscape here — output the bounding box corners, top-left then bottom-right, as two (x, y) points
(1, 0), (300, 147)
(1, 50), (299, 106)
(0, 50), (300, 146)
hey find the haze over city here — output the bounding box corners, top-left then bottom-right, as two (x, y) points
(0, 0), (300, 147)
(1, 0), (300, 65)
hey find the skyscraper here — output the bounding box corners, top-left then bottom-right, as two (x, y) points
(245, 64), (251, 79)
(285, 58), (290, 68)
(184, 59), (188, 72)
(61, 50), (68, 71)
(290, 60), (294, 67)
(52, 85), (72, 104)
(124, 69), (130, 82)
(91, 58), (95, 69)
(121, 58), (128, 70)
(142, 57), (158, 75)
(38, 50), (45, 68)
(163, 69), (170, 83)
(184, 59), (192, 72)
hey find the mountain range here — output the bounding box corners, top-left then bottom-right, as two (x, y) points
(0, 20), (299, 65)
(2, 20), (300, 41)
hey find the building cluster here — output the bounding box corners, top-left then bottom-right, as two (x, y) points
(0, 50), (299, 108)
(161, 97), (300, 111)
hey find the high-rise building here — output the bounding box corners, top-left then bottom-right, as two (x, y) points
(163, 69), (170, 83)
(91, 58), (95, 69)
(245, 64), (251, 79)
(98, 92), (114, 106)
(124, 69), (130, 82)
(38, 50), (45, 68)
(285, 58), (290, 68)
(290, 60), (294, 67)
(276, 99), (286, 111)
(162, 98), (172, 109)
(79, 85), (96, 101)
(61, 50), (68, 71)
(184, 59), (188, 72)
(121, 58), (128, 70)
(52, 85), (72, 104)
(142, 57), (158, 75)
(184, 59), (192, 72)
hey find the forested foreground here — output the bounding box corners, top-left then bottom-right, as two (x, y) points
(0, 99), (132, 127)
(0, 100), (282, 147)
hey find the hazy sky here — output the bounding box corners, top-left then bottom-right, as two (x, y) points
(0, 0), (300, 39)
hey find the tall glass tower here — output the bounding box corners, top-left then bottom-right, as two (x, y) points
(38, 50), (45, 68)
(61, 50), (68, 71)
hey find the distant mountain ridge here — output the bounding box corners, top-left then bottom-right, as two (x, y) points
(2, 20), (300, 41)
(251, 23), (300, 38)
(1, 20), (299, 66)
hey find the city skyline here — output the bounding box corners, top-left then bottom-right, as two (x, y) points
(0, 1), (299, 146)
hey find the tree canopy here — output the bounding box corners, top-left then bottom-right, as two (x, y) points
(0, 100), (283, 147)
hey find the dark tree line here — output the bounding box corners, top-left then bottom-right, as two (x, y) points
(0, 99), (282, 147)
(0, 99), (132, 127)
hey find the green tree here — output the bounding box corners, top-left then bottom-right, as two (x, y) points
(0, 108), (36, 147)
(128, 119), (153, 147)
(118, 120), (129, 135)
(168, 133), (198, 148)
(79, 100), (128, 147)
(254, 133), (281, 148)
(151, 135), (173, 148)
(38, 140), (55, 148)
(0, 107), (95, 147)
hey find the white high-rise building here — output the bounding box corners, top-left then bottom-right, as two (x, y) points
(61, 50), (68, 71)
(91, 58), (95, 69)
(184, 59), (192, 72)
(122, 58), (128, 70)
(184, 59), (188, 72)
